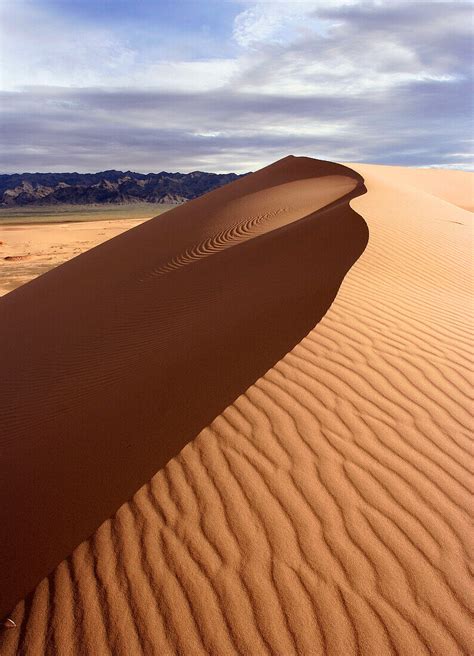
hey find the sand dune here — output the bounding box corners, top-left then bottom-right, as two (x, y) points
(0, 157), (367, 620)
(345, 162), (474, 212)
(1, 157), (472, 655)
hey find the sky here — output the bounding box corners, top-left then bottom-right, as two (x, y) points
(0, 0), (472, 173)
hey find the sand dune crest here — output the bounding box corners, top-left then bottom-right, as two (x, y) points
(0, 157), (367, 621)
(1, 158), (472, 655)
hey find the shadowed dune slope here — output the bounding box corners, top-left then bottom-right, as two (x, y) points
(0, 157), (368, 620)
(2, 160), (472, 656)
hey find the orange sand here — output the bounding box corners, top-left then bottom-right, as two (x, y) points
(0, 218), (147, 296)
(1, 157), (472, 655)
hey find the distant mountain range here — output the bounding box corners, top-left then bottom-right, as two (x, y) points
(0, 170), (244, 206)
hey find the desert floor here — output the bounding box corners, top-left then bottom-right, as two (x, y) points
(0, 157), (472, 656)
(0, 204), (174, 295)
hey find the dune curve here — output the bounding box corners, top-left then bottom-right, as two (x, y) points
(0, 156), (368, 621)
(2, 158), (471, 656)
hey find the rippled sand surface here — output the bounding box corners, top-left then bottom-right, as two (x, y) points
(1, 157), (472, 655)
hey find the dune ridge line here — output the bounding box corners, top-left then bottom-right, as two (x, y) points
(0, 156), (368, 621)
(1, 157), (472, 656)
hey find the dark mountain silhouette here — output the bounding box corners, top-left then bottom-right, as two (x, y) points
(0, 170), (243, 206)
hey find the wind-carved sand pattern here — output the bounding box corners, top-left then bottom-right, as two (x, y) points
(138, 172), (356, 284)
(1, 157), (473, 656)
(150, 207), (289, 277)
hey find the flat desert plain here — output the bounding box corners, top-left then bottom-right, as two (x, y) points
(0, 204), (173, 296)
(0, 157), (472, 656)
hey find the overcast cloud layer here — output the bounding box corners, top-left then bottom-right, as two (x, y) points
(0, 0), (472, 173)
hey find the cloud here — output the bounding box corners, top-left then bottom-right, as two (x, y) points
(0, 1), (137, 89)
(233, 2), (323, 49)
(0, 0), (472, 172)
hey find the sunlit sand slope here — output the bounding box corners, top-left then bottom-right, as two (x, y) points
(2, 159), (472, 656)
(345, 162), (474, 211)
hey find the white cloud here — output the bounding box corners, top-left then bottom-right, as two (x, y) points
(0, 0), (471, 171)
(0, 2), (237, 91)
(0, 2), (136, 89)
(232, 0), (363, 48)
(134, 60), (239, 92)
(229, 0), (470, 98)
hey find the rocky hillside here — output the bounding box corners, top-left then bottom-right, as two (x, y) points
(0, 170), (243, 206)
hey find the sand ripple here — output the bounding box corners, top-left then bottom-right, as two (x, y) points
(1, 157), (472, 655)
